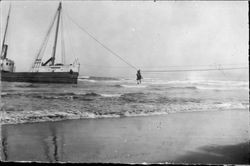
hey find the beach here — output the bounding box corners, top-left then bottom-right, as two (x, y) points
(1, 109), (249, 164)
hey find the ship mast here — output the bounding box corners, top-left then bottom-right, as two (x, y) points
(51, 2), (62, 65)
(1, 5), (11, 59)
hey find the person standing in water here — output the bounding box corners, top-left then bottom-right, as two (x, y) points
(136, 70), (143, 84)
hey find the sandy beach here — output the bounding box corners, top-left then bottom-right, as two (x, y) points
(1, 109), (249, 164)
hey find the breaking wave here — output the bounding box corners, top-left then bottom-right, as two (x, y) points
(141, 79), (248, 90)
(2, 109), (168, 124)
(1, 92), (121, 100)
(165, 86), (197, 90)
(196, 86), (248, 91)
(78, 76), (120, 81)
(100, 94), (122, 98)
(121, 85), (147, 88)
(214, 102), (249, 109)
(78, 79), (97, 83)
(2, 100), (248, 125)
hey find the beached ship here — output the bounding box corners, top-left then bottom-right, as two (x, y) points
(1, 3), (80, 84)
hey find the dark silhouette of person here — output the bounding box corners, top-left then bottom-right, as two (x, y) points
(136, 70), (143, 84)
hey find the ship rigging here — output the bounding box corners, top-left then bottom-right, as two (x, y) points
(31, 2), (80, 73)
(1, 2), (79, 84)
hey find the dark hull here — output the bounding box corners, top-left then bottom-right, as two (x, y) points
(1, 71), (79, 84)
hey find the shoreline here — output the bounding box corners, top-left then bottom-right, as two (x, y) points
(1, 108), (248, 125)
(1, 109), (250, 164)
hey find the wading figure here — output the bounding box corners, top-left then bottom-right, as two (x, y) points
(136, 70), (143, 84)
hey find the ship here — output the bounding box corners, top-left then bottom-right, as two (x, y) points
(0, 2), (80, 84)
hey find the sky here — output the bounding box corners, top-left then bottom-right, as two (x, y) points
(0, 1), (248, 80)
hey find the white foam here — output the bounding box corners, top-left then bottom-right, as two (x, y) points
(124, 111), (169, 117)
(100, 94), (121, 98)
(196, 85), (248, 91)
(78, 79), (97, 83)
(78, 76), (90, 79)
(215, 102), (249, 109)
(144, 79), (249, 87)
(121, 85), (147, 88)
(1, 92), (7, 96)
(102, 80), (123, 83)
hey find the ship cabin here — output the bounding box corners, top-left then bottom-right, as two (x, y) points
(33, 64), (79, 73)
(0, 58), (15, 72)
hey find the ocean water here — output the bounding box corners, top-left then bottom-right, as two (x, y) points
(1, 77), (249, 124)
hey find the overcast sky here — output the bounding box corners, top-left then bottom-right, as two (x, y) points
(0, 1), (248, 80)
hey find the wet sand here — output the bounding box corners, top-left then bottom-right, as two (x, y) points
(1, 110), (249, 164)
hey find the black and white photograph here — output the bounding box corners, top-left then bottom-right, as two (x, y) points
(0, 0), (249, 164)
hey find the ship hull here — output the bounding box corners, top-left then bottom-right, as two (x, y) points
(1, 71), (79, 84)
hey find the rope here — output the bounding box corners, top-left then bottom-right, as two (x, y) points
(64, 11), (138, 71)
(56, 63), (247, 70)
(54, 9), (248, 75)
(142, 67), (248, 73)
(63, 10), (77, 62)
(138, 63), (248, 69)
